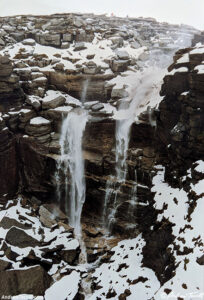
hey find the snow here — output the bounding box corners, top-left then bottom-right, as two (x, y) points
(0, 32), (146, 75)
(191, 179), (204, 196)
(65, 95), (81, 107)
(190, 47), (204, 55)
(90, 235), (160, 299)
(181, 91), (189, 96)
(194, 64), (204, 74)
(112, 67), (165, 121)
(53, 106), (73, 112)
(177, 52), (189, 63)
(20, 109), (31, 114)
(152, 167), (204, 299)
(168, 67), (188, 75)
(42, 90), (63, 102)
(194, 160), (204, 173)
(0, 198), (79, 270)
(44, 271), (80, 300)
(12, 295), (43, 300)
(30, 116), (50, 125)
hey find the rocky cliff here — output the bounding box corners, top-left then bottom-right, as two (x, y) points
(0, 13), (203, 300)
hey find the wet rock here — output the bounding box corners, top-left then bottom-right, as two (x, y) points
(0, 266), (52, 297)
(5, 226), (40, 248)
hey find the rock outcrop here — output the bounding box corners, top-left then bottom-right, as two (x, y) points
(156, 45), (204, 177)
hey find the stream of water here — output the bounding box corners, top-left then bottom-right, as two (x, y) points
(57, 108), (88, 235)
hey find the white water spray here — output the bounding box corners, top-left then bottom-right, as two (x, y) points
(57, 108), (88, 236)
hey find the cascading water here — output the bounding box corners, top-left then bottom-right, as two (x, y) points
(103, 67), (167, 233)
(103, 118), (133, 231)
(57, 108), (88, 236)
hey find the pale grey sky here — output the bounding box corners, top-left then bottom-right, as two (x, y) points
(0, 0), (204, 30)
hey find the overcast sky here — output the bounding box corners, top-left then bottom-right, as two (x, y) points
(0, 0), (204, 30)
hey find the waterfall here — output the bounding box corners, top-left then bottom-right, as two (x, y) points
(57, 108), (88, 236)
(103, 67), (166, 233)
(81, 79), (89, 106)
(103, 118), (133, 231)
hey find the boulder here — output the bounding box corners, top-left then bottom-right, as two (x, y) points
(0, 55), (12, 77)
(26, 95), (41, 110)
(63, 33), (73, 42)
(0, 266), (52, 297)
(111, 87), (129, 99)
(0, 216), (31, 230)
(0, 38), (5, 46)
(74, 42), (87, 51)
(60, 249), (79, 264)
(22, 38), (36, 46)
(19, 109), (36, 123)
(196, 254), (204, 265)
(110, 36), (124, 47)
(42, 95), (66, 110)
(25, 117), (51, 136)
(40, 33), (61, 47)
(116, 50), (129, 60)
(110, 59), (129, 72)
(131, 41), (140, 49)
(83, 61), (101, 74)
(5, 227), (40, 248)
(10, 32), (25, 42)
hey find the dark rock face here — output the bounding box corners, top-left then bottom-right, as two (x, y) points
(142, 220), (175, 284)
(18, 138), (56, 199)
(0, 266), (52, 297)
(156, 47), (204, 177)
(0, 129), (19, 202)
